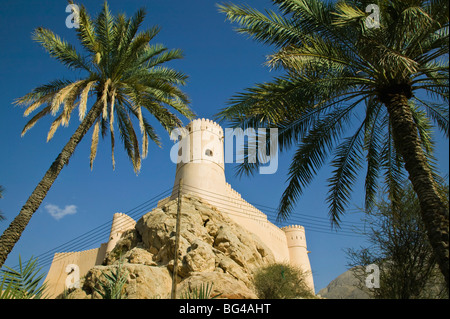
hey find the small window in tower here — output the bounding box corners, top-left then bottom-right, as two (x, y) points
(205, 149), (213, 157)
(178, 148), (182, 156)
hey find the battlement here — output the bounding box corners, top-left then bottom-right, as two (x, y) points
(282, 225), (307, 250)
(282, 225), (305, 232)
(224, 182), (242, 199)
(51, 247), (101, 262)
(186, 118), (223, 136)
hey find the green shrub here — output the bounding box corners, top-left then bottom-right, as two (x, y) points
(253, 263), (313, 299)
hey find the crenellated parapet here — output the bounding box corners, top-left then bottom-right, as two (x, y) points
(186, 118), (224, 137)
(45, 118), (315, 298)
(282, 225), (307, 248)
(282, 224), (306, 231)
(224, 182), (242, 199)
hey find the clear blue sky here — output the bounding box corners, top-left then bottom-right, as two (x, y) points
(0, 0), (448, 293)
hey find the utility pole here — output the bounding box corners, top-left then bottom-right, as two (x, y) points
(171, 179), (183, 299)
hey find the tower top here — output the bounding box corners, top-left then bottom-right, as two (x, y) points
(171, 118), (227, 200)
(281, 225), (305, 232)
(185, 118), (223, 136)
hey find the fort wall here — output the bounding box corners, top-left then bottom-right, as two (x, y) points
(44, 118), (315, 297)
(44, 244), (107, 298)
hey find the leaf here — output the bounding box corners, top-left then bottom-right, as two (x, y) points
(0, 255), (48, 299)
(79, 80), (97, 121)
(90, 120), (100, 170)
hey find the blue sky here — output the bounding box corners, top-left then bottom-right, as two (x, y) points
(0, 0), (448, 293)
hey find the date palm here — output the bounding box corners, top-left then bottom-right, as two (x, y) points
(0, 2), (194, 268)
(0, 186), (5, 222)
(216, 0), (449, 285)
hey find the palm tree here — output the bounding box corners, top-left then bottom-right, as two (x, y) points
(0, 186), (5, 222)
(0, 2), (194, 268)
(216, 0), (449, 285)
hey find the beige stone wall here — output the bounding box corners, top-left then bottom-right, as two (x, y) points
(283, 225), (315, 292)
(168, 118), (315, 293)
(44, 118), (315, 297)
(105, 213), (137, 254)
(170, 118), (227, 201)
(44, 213), (136, 298)
(169, 183), (315, 293)
(44, 244), (107, 298)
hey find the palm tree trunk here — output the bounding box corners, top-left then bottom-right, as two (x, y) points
(384, 93), (449, 287)
(0, 102), (102, 268)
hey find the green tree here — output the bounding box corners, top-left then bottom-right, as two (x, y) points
(216, 0), (449, 285)
(347, 180), (448, 298)
(0, 2), (194, 268)
(252, 262), (314, 299)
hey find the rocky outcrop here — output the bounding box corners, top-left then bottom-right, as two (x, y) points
(317, 267), (372, 299)
(66, 194), (275, 299)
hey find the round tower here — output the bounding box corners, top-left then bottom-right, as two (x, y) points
(105, 213), (136, 254)
(170, 119), (227, 203)
(282, 225), (315, 293)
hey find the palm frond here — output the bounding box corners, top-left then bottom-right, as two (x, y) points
(79, 80), (97, 120)
(15, 79), (74, 116)
(16, 2), (192, 173)
(381, 125), (406, 209)
(90, 120), (100, 170)
(277, 97), (364, 221)
(326, 120), (365, 227)
(76, 4), (99, 55)
(217, 3), (310, 47)
(95, 1), (115, 71)
(363, 99), (385, 212)
(21, 106), (52, 137)
(0, 256), (48, 299)
(116, 104), (141, 173)
(33, 27), (91, 72)
(414, 97), (449, 138)
(46, 113), (64, 142)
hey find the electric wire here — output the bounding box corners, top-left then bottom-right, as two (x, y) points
(37, 187), (174, 268)
(8, 187), (174, 271)
(7, 182), (366, 271)
(180, 183), (365, 237)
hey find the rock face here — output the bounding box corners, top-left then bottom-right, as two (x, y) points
(317, 267), (372, 299)
(67, 194), (275, 299)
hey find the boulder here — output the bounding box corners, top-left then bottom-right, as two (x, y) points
(317, 267), (372, 299)
(66, 194), (275, 299)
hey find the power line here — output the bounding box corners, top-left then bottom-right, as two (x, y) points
(39, 187), (174, 268)
(9, 187), (174, 271)
(181, 184), (365, 238)
(181, 184), (365, 230)
(8, 182), (366, 271)
(253, 203), (367, 226)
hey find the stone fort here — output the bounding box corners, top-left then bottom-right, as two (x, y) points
(44, 118), (314, 297)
